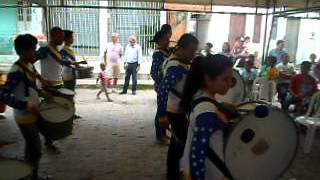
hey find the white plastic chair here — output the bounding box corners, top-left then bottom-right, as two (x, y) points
(295, 91), (320, 154)
(258, 79), (277, 103)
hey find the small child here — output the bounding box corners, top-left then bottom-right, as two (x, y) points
(267, 56), (279, 80)
(96, 63), (112, 102)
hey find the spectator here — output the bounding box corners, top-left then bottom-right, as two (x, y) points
(239, 56), (257, 98)
(269, 40), (287, 64)
(276, 53), (296, 108)
(232, 37), (249, 68)
(220, 42), (234, 62)
(201, 42), (214, 57)
(309, 53), (317, 65)
(120, 35), (142, 95)
(311, 63), (320, 82)
(104, 33), (123, 92)
(284, 61), (318, 114)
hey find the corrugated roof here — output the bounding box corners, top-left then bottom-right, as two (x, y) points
(29, 0), (320, 9)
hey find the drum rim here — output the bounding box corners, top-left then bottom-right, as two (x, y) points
(224, 106), (299, 179)
(57, 88), (75, 95)
(39, 96), (75, 122)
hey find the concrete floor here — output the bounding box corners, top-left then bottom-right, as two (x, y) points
(0, 89), (319, 180)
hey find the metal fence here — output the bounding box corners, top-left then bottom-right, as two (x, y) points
(107, 1), (162, 56)
(49, 0), (100, 56)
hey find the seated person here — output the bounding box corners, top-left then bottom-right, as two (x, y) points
(284, 61), (318, 114)
(311, 63), (320, 83)
(240, 58), (257, 98)
(276, 53), (295, 108)
(259, 56), (277, 79)
(267, 56), (279, 81)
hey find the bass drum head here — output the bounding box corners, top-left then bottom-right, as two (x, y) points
(0, 159), (32, 179)
(40, 96), (75, 123)
(225, 107), (298, 180)
(215, 69), (245, 105)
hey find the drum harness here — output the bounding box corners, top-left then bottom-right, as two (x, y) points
(186, 97), (240, 180)
(14, 61), (41, 97)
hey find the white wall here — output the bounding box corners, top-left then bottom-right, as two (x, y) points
(296, 19), (320, 64)
(206, 13), (230, 54)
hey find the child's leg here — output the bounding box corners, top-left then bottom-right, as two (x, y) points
(97, 87), (103, 98)
(18, 123), (42, 179)
(102, 85), (112, 101)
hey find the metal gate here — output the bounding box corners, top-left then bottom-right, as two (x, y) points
(107, 1), (162, 57)
(48, 0), (100, 56)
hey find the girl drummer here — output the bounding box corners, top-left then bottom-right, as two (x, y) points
(0, 34), (48, 180)
(180, 55), (234, 180)
(157, 33), (199, 180)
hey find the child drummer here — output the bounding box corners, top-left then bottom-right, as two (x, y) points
(0, 34), (50, 180)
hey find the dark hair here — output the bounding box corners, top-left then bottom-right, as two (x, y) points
(301, 61), (312, 69)
(248, 54), (255, 62)
(180, 54), (233, 112)
(151, 30), (167, 43)
(244, 36), (250, 40)
(267, 56), (277, 64)
(276, 40), (285, 45)
(206, 42), (213, 49)
(63, 30), (73, 40)
(222, 42), (231, 53)
(14, 34), (38, 56)
(50, 26), (63, 37)
(177, 33), (199, 49)
(160, 24), (172, 33)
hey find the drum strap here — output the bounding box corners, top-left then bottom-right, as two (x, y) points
(190, 97), (240, 120)
(14, 62), (40, 96)
(190, 97), (235, 180)
(207, 148), (234, 180)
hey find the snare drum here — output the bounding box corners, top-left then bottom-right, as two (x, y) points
(39, 96), (75, 140)
(0, 159), (32, 179)
(224, 102), (298, 179)
(216, 69), (246, 105)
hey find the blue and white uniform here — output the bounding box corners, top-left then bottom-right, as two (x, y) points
(150, 48), (169, 90)
(181, 90), (229, 180)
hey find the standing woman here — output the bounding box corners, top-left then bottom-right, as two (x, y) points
(180, 55), (234, 180)
(157, 33), (199, 180)
(150, 30), (170, 144)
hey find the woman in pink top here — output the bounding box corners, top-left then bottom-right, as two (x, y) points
(96, 63), (112, 102)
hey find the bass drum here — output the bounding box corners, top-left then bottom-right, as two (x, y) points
(216, 69), (246, 105)
(224, 102), (298, 180)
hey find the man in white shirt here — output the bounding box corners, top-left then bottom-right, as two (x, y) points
(120, 35), (142, 95)
(276, 53), (296, 108)
(104, 33), (123, 91)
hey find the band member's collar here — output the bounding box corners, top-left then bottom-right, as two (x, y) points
(156, 46), (170, 57)
(63, 45), (75, 57)
(169, 54), (190, 70)
(48, 44), (62, 59)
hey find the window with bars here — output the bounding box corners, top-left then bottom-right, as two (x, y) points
(17, 1), (32, 22)
(107, 1), (161, 57)
(49, 0), (100, 56)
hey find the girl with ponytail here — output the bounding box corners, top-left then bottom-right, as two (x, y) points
(157, 33), (199, 180)
(180, 54), (234, 180)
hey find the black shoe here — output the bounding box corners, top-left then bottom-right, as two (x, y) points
(132, 92), (136, 95)
(74, 114), (82, 119)
(119, 92), (127, 95)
